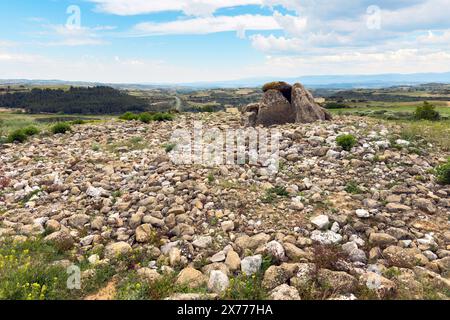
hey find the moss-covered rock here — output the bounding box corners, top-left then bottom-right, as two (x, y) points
(262, 81), (292, 103)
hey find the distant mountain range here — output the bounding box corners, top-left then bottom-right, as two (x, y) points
(2, 72), (450, 90)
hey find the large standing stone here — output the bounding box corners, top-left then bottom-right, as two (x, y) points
(291, 83), (332, 123)
(243, 82), (331, 127)
(256, 90), (297, 126)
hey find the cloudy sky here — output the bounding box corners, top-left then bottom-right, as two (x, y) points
(1, 0), (450, 83)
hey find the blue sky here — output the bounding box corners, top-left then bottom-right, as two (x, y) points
(1, 0), (450, 83)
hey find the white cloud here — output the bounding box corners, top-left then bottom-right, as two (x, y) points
(272, 11), (307, 37)
(417, 30), (450, 45)
(0, 51), (38, 63)
(89, 0), (263, 16)
(0, 40), (17, 48)
(132, 15), (281, 36)
(253, 49), (450, 76)
(35, 24), (111, 47)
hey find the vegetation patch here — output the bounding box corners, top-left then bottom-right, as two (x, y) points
(435, 159), (450, 184)
(336, 134), (357, 151)
(7, 129), (28, 143)
(261, 186), (289, 203)
(119, 112), (174, 123)
(345, 181), (363, 194)
(51, 122), (72, 135)
(414, 102), (441, 121)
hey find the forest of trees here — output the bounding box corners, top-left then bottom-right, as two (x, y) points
(0, 86), (149, 114)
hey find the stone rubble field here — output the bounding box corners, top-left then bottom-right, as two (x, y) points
(0, 112), (449, 300)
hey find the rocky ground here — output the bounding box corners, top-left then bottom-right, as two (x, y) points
(0, 112), (449, 300)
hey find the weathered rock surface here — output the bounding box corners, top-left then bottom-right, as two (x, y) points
(243, 82), (331, 127)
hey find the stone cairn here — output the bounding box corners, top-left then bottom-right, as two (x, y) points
(242, 81), (332, 127)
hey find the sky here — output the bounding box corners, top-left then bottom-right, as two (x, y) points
(1, 0), (450, 84)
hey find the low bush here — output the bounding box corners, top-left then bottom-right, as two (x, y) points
(336, 134), (357, 151)
(7, 129), (28, 143)
(138, 112), (153, 124)
(152, 112), (174, 122)
(119, 112), (139, 121)
(51, 122), (72, 134)
(22, 126), (40, 136)
(70, 119), (86, 125)
(414, 102), (441, 121)
(436, 159), (450, 184)
(119, 112), (174, 123)
(324, 102), (350, 109)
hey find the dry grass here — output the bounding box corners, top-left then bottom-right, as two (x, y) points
(397, 120), (450, 151)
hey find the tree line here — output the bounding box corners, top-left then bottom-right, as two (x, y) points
(0, 86), (149, 114)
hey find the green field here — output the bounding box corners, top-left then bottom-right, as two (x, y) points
(0, 112), (111, 138)
(329, 105), (450, 151)
(329, 104), (450, 116)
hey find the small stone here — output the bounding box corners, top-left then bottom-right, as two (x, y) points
(311, 215), (330, 230)
(45, 219), (60, 232)
(193, 236), (212, 249)
(44, 231), (74, 251)
(135, 224), (154, 243)
(284, 243), (308, 261)
(413, 198), (436, 214)
(360, 272), (397, 298)
(91, 216), (104, 230)
(269, 284), (301, 300)
(317, 269), (357, 294)
(369, 233), (397, 248)
(105, 242), (132, 259)
(207, 271), (229, 294)
(265, 241), (285, 261)
(386, 203), (411, 212)
(311, 230), (342, 245)
(176, 267), (207, 289)
(221, 221), (235, 232)
(262, 266), (290, 290)
(86, 186), (104, 198)
(168, 206), (185, 215)
(137, 268), (161, 283)
(241, 255), (262, 275)
(225, 250), (241, 271)
(88, 254), (100, 265)
(210, 251), (226, 263)
(356, 209), (370, 218)
(169, 247), (181, 267)
(247, 233), (270, 250)
(68, 214), (90, 229)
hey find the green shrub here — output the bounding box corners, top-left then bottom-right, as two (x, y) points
(152, 113), (174, 122)
(436, 160), (450, 184)
(163, 143), (176, 153)
(138, 112), (153, 124)
(336, 134), (357, 151)
(119, 112), (139, 121)
(22, 126), (40, 136)
(324, 102), (350, 109)
(51, 122), (71, 134)
(414, 102), (441, 121)
(70, 119), (86, 125)
(262, 186), (289, 203)
(7, 129), (28, 143)
(345, 181), (362, 194)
